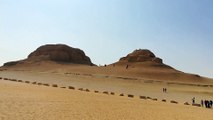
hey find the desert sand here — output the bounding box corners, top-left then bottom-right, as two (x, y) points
(0, 77), (213, 120)
(0, 63), (213, 120)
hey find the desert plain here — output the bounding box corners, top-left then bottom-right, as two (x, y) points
(0, 62), (213, 120)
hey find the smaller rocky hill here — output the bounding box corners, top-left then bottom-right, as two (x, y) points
(113, 49), (174, 69)
(119, 49), (163, 64)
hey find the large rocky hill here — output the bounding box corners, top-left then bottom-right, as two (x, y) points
(3, 44), (93, 66)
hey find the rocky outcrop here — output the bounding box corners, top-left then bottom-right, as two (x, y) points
(3, 61), (20, 66)
(27, 44), (93, 65)
(119, 49), (163, 64)
(3, 44), (93, 66)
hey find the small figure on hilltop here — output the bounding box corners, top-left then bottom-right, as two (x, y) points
(126, 64), (129, 69)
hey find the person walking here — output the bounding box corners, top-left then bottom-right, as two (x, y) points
(192, 97), (195, 104)
(201, 100), (204, 107)
(165, 88), (167, 93)
(207, 100), (210, 108)
(204, 100), (208, 108)
(209, 100), (212, 108)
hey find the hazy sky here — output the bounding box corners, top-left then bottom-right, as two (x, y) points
(0, 0), (213, 78)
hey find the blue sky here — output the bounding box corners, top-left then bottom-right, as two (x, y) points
(0, 0), (213, 78)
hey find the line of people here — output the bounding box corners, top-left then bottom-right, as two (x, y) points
(201, 100), (213, 108)
(192, 97), (213, 108)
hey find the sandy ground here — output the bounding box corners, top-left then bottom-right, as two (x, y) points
(0, 80), (213, 120)
(0, 63), (213, 120)
(0, 69), (213, 104)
